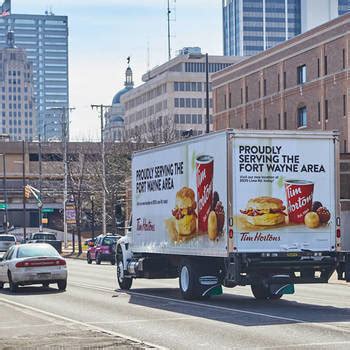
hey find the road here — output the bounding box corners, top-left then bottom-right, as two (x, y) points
(1, 258), (350, 349)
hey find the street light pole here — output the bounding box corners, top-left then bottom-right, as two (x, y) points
(38, 134), (43, 232)
(1, 154), (8, 234)
(22, 140), (27, 240)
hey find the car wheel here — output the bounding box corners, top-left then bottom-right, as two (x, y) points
(116, 247), (132, 290)
(96, 253), (101, 265)
(8, 272), (18, 293)
(179, 259), (200, 300)
(57, 279), (67, 291)
(110, 259), (116, 265)
(87, 253), (92, 264)
(0, 281), (4, 289)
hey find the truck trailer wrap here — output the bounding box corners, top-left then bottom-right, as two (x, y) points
(116, 130), (350, 300)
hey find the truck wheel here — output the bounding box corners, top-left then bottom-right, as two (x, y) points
(87, 253), (92, 264)
(117, 260), (132, 290)
(251, 284), (282, 300)
(179, 260), (200, 300)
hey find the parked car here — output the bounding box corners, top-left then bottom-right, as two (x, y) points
(25, 232), (62, 253)
(0, 243), (67, 293)
(0, 234), (16, 252)
(84, 237), (96, 248)
(87, 235), (120, 265)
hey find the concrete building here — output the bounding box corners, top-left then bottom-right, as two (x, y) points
(104, 63), (134, 142)
(0, 31), (36, 141)
(0, 1), (69, 140)
(122, 48), (244, 141)
(213, 13), (350, 203)
(223, 0), (350, 57)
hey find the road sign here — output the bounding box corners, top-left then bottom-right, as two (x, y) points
(0, 203), (7, 210)
(42, 208), (54, 213)
(42, 218), (48, 224)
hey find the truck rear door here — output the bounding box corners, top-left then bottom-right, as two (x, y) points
(229, 131), (337, 253)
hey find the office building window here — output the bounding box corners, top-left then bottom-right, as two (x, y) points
(297, 106), (307, 128)
(317, 59), (320, 78)
(325, 100), (328, 120)
(283, 72), (286, 89)
(297, 65), (306, 84)
(278, 113), (281, 130)
(343, 49), (346, 70)
(263, 79), (267, 96)
(277, 74), (280, 92)
(343, 95), (347, 116)
(318, 102), (321, 122)
(245, 86), (248, 102)
(324, 55), (328, 75)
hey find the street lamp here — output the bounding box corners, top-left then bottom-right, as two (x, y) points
(0, 153), (8, 234)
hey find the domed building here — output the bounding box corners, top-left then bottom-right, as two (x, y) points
(104, 63), (134, 141)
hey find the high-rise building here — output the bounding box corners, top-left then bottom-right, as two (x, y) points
(122, 48), (244, 141)
(223, 0), (350, 57)
(0, 31), (36, 141)
(0, 1), (68, 140)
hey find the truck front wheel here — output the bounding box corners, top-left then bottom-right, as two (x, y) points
(116, 248), (132, 290)
(179, 260), (200, 300)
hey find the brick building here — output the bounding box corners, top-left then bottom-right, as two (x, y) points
(213, 13), (350, 154)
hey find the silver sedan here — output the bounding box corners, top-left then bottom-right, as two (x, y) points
(0, 243), (67, 293)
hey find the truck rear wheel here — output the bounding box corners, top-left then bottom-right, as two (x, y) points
(179, 260), (200, 300)
(116, 247), (132, 290)
(251, 284), (282, 300)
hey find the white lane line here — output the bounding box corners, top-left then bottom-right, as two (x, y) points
(0, 297), (166, 350)
(87, 317), (194, 325)
(69, 281), (350, 335)
(256, 341), (350, 349)
(70, 281), (304, 322)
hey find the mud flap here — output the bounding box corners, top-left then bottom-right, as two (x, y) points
(270, 283), (295, 296)
(198, 276), (223, 297)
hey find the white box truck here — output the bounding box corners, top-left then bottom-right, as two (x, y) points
(116, 130), (350, 300)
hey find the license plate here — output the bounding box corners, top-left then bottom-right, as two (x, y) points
(37, 273), (51, 279)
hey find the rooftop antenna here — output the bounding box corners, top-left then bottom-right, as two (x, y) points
(167, 0), (176, 61)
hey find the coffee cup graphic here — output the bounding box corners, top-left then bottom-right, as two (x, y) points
(284, 180), (314, 224)
(196, 155), (214, 232)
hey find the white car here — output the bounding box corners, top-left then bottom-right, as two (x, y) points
(0, 234), (16, 252)
(0, 243), (67, 293)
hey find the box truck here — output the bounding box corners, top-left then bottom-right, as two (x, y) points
(116, 130), (350, 300)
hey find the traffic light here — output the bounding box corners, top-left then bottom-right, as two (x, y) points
(24, 185), (31, 199)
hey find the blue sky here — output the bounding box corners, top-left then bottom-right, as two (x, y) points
(13, 0), (223, 140)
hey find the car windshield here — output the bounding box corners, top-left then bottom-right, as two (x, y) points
(32, 233), (56, 240)
(102, 237), (117, 246)
(17, 244), (60, 258)
(0, 235), (15, 241)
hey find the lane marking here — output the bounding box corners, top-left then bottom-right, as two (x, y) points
(69, 281), (350, 335)
(87, 316), (194, 325)
(0, 297), (165, 350)
(256, 341), (350, 349)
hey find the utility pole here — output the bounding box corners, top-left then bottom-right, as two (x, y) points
(1, 154), (8, 234)
(22, 140), (26, 240)
(91, 104), (111, 236)
(48, 106), (75, 247)
(38, 134), (43, 231)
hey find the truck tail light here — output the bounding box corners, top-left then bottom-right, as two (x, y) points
(336, 228), (341, 239)
(16, 259), (66, 268)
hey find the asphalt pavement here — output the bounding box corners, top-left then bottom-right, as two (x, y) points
(1, 258), (350, 349)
